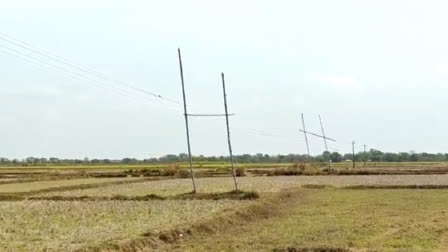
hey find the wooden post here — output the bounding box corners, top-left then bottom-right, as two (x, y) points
(319, 115), (331, 169)
(352, 140), (356, 169)
(363, 144), (367, 167)
(177, 48), (197, 193)
(301, 113), (311, 162)
(221, 73), (238, 191)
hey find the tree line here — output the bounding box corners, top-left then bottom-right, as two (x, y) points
(1, 150), (448, 166)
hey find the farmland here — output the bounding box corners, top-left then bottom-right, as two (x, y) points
(0, 200), (249, 251)
(39, 174), (448, 197)
(2, 163), (448, 251)
(0, 177), (142, 194)
(4, 1), (448, 251)
(171, 189), (448, 251)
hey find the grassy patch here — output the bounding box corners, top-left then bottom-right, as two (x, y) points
(0, 199), (250, 251)
(170, 189), (448, 251)
(0, 191), (259, 202)
(301, 184), (335, 189)
(88, 188), (304, 251)
(172, 190), (259, 200)
(0, 194), (24, 201)
(344, 184), (448, 189)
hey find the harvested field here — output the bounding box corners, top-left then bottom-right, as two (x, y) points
(0, 178), (19, 183)
(0, 199), (249, 251)
(170, 188), (448, 251)
(41, 174), (448, 197)
(2, 190), (259, 202)
(0, 177), (141, 194)
(4, 171), (448, 251)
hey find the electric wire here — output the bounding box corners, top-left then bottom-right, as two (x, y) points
(0, 32), (366, 154)
(0, 44), (182, 113)
(0, 32), (180, 105)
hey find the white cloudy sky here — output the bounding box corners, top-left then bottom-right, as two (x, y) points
(1, 0), (448, 159)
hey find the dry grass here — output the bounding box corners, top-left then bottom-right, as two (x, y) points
(0, 177), (140, 194)
(236, 167), (246, 177)
(5, 174), (448, 251)
(170, 189), (448, 251)
(0, 190), (259, 202)
(84, 188), (301, 251)
(41, 174), (448, 197)
(0, 178), (20, 184)
(0, 199), (249, 251)
(0, 178), (19, 182)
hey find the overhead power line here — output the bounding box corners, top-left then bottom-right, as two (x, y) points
(234, 127), (301, 140)
(187, 113), (235, 117)
(0, 33), (372, 155)
(0, 32), (180, 105)
(0, 44), (181, 113)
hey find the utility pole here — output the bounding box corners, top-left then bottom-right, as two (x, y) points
(177, 48), (197, 193)
(299, 115), (336, 166)
(352, 140), (356, 169)
(318, 115), (329, 151)
(301, 113), (311, 162)
(363, 144), (367, 167)
(318, 115), (330, 169)
(221, 72), (238, 191)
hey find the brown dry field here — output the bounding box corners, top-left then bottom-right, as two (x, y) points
(2, 164), (448, 251)
(0, 177), (142, 194)
(40, 174), (448, 197)
(0, 199), (250, 251)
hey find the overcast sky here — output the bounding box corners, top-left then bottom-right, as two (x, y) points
(1, 0), (448, 159)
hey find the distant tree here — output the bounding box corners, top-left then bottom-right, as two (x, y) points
(330, 152), (342, 162)
(398, 152), (410, 162)
(26, 157), (36, 165)
(383, 153), (399, 162)
(0, 158), (10, 165)
(321, 151), (331, 161)
(159, 154), (179, 163)
(122, 158), (138, 164)
(409, 153), (419, 162)
(435, 153), (446, 161)
(91, 159), (101, 164)
(179, 153), (188, 160)
(342, 153), (352, 161)
(370, 149), (383, 162)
